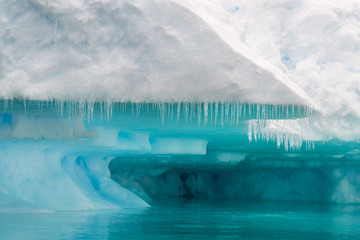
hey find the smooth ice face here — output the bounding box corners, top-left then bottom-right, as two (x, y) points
(0, 141), (150, 211)
(0, 127), (150, 210)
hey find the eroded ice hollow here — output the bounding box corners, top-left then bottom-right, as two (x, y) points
(0, 98), (358, 211)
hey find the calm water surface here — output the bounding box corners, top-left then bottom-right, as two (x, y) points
(1, 199), (360, 239)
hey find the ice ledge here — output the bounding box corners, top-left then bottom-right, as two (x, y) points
(0, 0), (316, 109)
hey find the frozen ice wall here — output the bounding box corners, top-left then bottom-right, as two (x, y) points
(0, 100), (359, 211)
(0, 0), (360, 211)
(0, 100), (319, 211)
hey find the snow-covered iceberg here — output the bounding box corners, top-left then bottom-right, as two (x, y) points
(0, 0), (360, 211)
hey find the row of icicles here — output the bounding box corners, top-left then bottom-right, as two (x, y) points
(1, 99), (317, 151)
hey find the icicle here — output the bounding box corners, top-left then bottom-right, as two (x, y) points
(229, 103), (233, 126)
(167, 103), (171, 120)
(121, 102), (126, 112)
(214, 102), (218, 127)
(100, 101), (103, 122)
(248, 120), (252, 143)
(248, 103), (251, 118)
(253, 121), (257, 143)
(210, 102), (213, 124)
(86, 101), (91, 124)
(131, 103), (135, 116)
(110, 101), (113, 120)
(276, 131), (281, 149)
(170, 103), (174, 121)
(243, 103), (246, 119)
(60, 101), (64, 118)
(106, 99), (111, 123)
(23, 100), (27, 114)
(137, 103), (142, 118)
(177, 103), (181, 123)
(236, 103), (240, 126)
(239, 103), (243, 121)
(90, 102), (94, 121)
(188, 103), (192, 124)
(224, 102), (229, 124)
(160, 102), (165, 124)
(3, 100), (8, 112)
(220, 103), (224, 127)
(203, 103), (208, 126)
(197, 103), (202, 126)
(261, 104), (265, 120)
(231, 103), (236, 126)
(184, 103), (189, 124)
(286, 105), (289, 118)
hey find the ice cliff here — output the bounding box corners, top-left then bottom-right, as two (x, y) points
(0, 0), (360, 211)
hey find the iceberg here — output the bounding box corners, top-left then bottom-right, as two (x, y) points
(0, 0), (359, 211)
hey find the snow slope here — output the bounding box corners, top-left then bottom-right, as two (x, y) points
(215, 0), (360, 140)
(0, 0), (314, 106)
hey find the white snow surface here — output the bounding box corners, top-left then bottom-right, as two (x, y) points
(215, 0), (360, 140)
(0, 0), (313, 106)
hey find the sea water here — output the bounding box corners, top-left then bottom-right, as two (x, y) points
(1, 199), (360, 240)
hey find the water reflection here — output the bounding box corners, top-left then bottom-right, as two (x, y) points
(1, 200), (360, 240)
